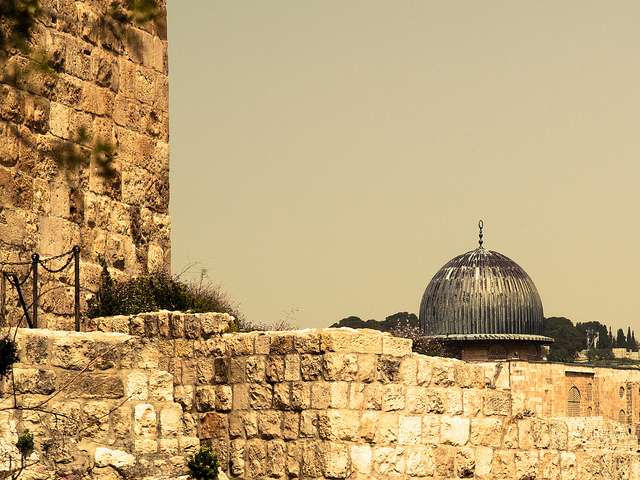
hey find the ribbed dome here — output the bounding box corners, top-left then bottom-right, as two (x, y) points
(419, 247), (548, 341)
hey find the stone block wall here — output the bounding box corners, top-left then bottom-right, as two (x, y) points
(0, 0), (170, 326)
(2, 316), (640, 479)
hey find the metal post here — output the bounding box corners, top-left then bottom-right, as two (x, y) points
(32, 253), (39, 329)
(73, 246), (81, 332)
(0, 274), (5, 326)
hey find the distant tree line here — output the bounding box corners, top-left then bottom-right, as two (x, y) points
(333, 313), (638, 364)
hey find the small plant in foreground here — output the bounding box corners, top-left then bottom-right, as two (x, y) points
(16, 430), (34, 460)
(187, 446), (218, 480)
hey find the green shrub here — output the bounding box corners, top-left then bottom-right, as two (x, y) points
(0, 337), (19, 378)
(187, 446), (218, 480)
(87, 260), (243, 321)
(16, 430), (34, 459)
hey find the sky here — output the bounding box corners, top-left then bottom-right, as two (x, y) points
(167, 1), (640, 330)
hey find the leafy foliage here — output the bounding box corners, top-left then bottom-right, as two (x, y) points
(543, 317), (586, 362)
(16, 430), (34, 459)
(0, 337), (19, 378)
(87, 260), (243, 320)
(187, 446), (219, 480)
(0, 0), (41, 52)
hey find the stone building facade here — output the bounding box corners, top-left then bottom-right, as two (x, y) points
(0, 0), (170, 328)
(2, 315), (639, 479)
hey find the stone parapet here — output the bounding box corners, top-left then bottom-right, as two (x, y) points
(83, 310), (234, 339)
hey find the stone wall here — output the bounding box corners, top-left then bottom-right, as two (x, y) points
(0, 0), (170, 327)
(2, 316), (639, 479)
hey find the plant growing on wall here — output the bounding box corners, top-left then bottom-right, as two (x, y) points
(187, 446), (219, 480)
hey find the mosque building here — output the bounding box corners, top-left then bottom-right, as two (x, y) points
(419, 221), (554, 361)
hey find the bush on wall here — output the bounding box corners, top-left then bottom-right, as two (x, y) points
(87, 259), (243, 321)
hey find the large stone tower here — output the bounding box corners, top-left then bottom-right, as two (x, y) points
(0, 1), (170, 328)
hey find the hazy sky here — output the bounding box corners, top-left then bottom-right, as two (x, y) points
(168, 1), (640, 330)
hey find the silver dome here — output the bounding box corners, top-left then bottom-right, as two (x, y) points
(419, 247), (549, 341)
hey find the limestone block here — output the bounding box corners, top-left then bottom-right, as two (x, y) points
(356, 354), (377, 382)
(266, 440), (287, 477)
(323, 353), (357, 381)
(159, 438), (179, 454)
(318, 410), (359, 441)
(286, 441), (302, 478)
(421, 415), (441, 444)
(373, 446), (405, 476)
(232, 384), (249, 410)
(300, 354), (323, 381)
(245, 439), (267, 478)
(270, 381), (289, 410)
(24, 95), (50, 133)
(377, 356), (402, 383)
(12, 368), (55, 395)
(310, 382), (330, 409)
(245, 356), (266, 383)
(229, 439), (245, 477)
(329, 382), (349, 409)
(293, 331), (321, 353)
(149, 371), (173, 401)
(375, 413), (399, 444)
(160, 405), (183, 436)
(406, 446), (435, 477)
(254, 334), (270, 354)
(94, 447), (135, 469)
(515, 450), (539, 480)
(441, 416), (470, 446)
(350, 444), (372, 474)
(363, 383), (382, 410)
(126, 371), (149, 400)
(215, 385), (232, 411)
(399, 357), (418, 384)
(549, 419), (568, 450)
(475, 446), (494, 477)
(455, 363), (486, 388)
(248, 384), (272, 410)
(519, 418), (550, 449)
(492, 450), (516, 478)
(134, 438), (158, 454)
(301, 440), (325, 477)
(266, 355), (285, 382)
(463, 388), (484, 417)
(199, 412), (228, 440)
(470, 418), (503, 447)
(320, 328), (382, 354)
(283, 412), (299, 439)
(455, 446), (476, 478)
(483, 389), (512, 416)
(134, 403), (157, 436)
(349, 383), (365, 410)
(398, 416), (422, 445)
(0, 84), (24, 123)
(291, 381), (310, 410)
(382, 334), (412, 356)
(539, 450), (561, 480)
(194, 386), (215, 412)
(64, 372), (125, 399)
(382, 384), (405, 411)
(324, 443), (351, 479)
(0, 121), (20, 167)
(270, 334), (296, 354)
(300, 411), (318, 438)
(284, 354), (301, 381)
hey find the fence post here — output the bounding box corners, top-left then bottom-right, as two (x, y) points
(32, 253), (39, 328)
(73, 246), (81, 332)
(0, 274), (5, 326)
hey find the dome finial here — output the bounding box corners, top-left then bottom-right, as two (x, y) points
(478, 219), (484, 248)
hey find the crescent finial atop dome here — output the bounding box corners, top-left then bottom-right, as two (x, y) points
(478, 219), (484, 249)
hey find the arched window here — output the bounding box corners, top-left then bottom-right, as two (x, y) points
(619, 410), (626, 423)
(488, 345), (507, 360)
(619, 386), (625, 398)
(567, 387), (581, 417)
(587, 406), (592, 416)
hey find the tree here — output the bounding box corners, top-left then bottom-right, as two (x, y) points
(627, 327), (633, 349)
(543, 317), (586, 362)
(576, 321), (610, 349)
(616, 329), (626, 349)
(608, 327), (614, 346)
